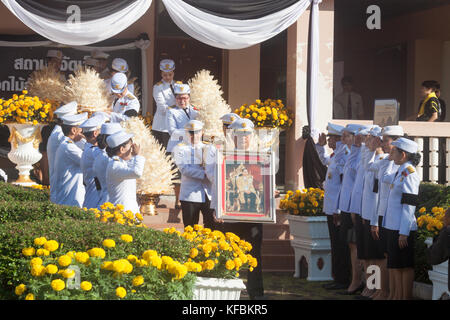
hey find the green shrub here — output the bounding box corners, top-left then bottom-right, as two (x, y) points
(0, 200), (93, 224)
(0, 182), (49, 202)
(0, 218), (193, 299)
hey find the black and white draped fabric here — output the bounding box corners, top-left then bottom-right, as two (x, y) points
(162, 0), (313, 50)
(1, 0), (152, 45)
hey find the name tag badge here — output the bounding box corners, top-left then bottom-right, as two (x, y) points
(328, 173), (332, 180)
(390, 184), (394, 189)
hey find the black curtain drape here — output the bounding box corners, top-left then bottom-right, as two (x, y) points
(16, 0), (138, 21)
(302, 126), (326, 189)
(183, 0), (299, 19)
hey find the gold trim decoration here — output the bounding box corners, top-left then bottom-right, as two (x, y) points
(138, 193), (160, 216)
(8, 125), (42, 150)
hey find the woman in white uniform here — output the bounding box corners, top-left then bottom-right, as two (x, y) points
(382, 138), (421, 300)
(369, 125), (404, 300)
(105, 131), (145, 214)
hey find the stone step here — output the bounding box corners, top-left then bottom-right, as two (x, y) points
(261, 239), (294, 255)
(261, 254), (295, 272)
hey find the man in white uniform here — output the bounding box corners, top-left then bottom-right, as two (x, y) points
(106, 130), (145, 214)
(166, 83), (198, 209)
(79, 114), (107, 209)
(91, 50), (111, 79)
(173, 120), (214, 228)
(109, 72), (140, 123)
(53, 113), (88, 207)
(152, 59), (178, 149)
(47, 101), (78, 202)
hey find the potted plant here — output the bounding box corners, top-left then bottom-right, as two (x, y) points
(163, 225), (257, 300)
(279, 188), (332, 281)
(0, 90), (52, 185)
(417, 206), (449, 300)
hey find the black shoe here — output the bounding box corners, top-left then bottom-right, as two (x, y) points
(322, 282), (337, 289)
(326, 283), (349, 290)
(337, 283), (365, 295)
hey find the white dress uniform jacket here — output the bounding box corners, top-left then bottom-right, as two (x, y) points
(369, 155), (399, 226)
(81, 143), (102, 209)
(109, 92), (141, 123)
(47, 125), (65, 202)
(106, 155), (145, 214)
(173, 141), (211, 203)
(315, 144), (333, 166)
(348, 145), (374, 215)
(382, 161), (419, 236)
(360, 152), (385, 221)
(152, 80), (176, 132)
(323, 141), (350, 215)
(53, 137), (85, 207)
(93, 149), (111, 208)
(166, 105), (198, 152)
(338, 144), (361, 213)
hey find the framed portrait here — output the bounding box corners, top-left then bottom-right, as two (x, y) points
(373, 99), (399, 126)
(215, 150), (276, 224)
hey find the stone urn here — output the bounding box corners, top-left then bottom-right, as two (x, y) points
(7, 123), (43, 186)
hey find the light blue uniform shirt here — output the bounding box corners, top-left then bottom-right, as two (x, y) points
(382, 161), (419, 236)
(166, 105), (198, 152)
(338, 144), (361, 213)
(348, 144), (375, 215)
(323, 141), (349, 215)
(173, 141), (211, 203)
(81, 143), (102, 209)
(93, 149), (111, 208)
(47, 125), (65, 202)
(369, 155), (399, 226)
(53, 137), (85, 208)
(106, 155), (145, 214)
(361, 152), (385, 221)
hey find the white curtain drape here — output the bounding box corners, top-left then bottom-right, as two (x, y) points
(1, 0), (152, 45)
(309, 0), (321, 136)
(161, 0), (312, 50)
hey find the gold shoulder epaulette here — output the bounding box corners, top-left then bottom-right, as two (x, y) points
(168, 105), (176, 109)
(202, 141), (211, 145)
(407, 166), (415, 174)
(126, 94), (135, 100)
(156, 81), (162, 86)
(175, 81), (182, 84)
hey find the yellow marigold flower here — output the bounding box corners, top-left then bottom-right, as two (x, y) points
(75, 252), (90, 264)
(30, 257), (43, 266)
(190, 248), (199, 258)
(51, 279), (65, 292)
(31, 264), (46, 277)
(34, 237), (47, 246)
(45, 264), (58, 275)
(120, 234), (133, 243)
(44, 240), (59, 252)
(61, 268), (75, 279)
(87, 248), (106, 259)
(101, 261), (114, 271)
(225, 260), (235, 270)
(132, 275), (144, 287)
(15, 284), (26, 296)
(149, 255), (162, 269)
(234, 257), (243, 268)
(204, 260), (215, 270)
(135, 213), (144, 221)
(142, 250), (158, 262)
(116, 204), (125, 210)
(80, 281), (92, 291)
(103, 239), (116, 248)
(116, 287), (127, 298)
(58, 255), (72, 267)
(127, 255), (138, 263)
(22, 247), (35, 257)
(25, 293), (34, 300)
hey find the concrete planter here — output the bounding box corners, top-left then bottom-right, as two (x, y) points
(287, 214), (332, 281)
(193, 276), (246, 300)
(413, 281), (433, 300)
(425, 237), (450, 300)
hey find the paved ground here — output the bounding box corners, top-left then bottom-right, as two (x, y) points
(239, 272), (360, 300)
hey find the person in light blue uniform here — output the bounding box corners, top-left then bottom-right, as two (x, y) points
(348, 125), (374, 265)
(368, 125), (404, 300)
(359, 126), (386, 298)
(108, 72), (140, 123)
(319, 123), (351, 290)
(173, 120), (214, 229)
(47, 101), (78, 202)
(53, 113), (88, 207)
(315, 123), (344, 167)
(93, 123), (123, 208)
(337, 123), (364, 295)
(382, 138), (421, 300)
(106, 130), (145, 214)
(79, 114), (107, 209)
(166, 83), (198, 209)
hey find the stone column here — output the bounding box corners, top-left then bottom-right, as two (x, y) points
(285, 0), (334, 190)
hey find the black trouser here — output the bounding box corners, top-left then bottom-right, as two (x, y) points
(327, 215), (351, 285)
(151, 130), (170, 150)
(180, 198), (215, 229)
(222, 222), (264, 298)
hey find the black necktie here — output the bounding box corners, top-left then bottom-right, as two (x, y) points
(184, 108), (190, 119)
